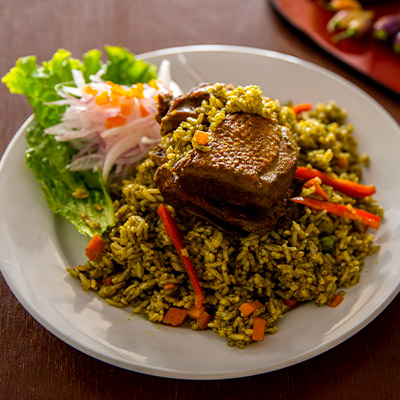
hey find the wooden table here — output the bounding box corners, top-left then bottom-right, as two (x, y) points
(1, 1), (399, 398)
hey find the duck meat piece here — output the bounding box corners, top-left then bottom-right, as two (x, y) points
(154, 110), (299, 233)
(171, 113), (298, 209)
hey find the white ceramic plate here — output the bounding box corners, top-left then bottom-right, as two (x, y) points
(1, 45), (400, 380)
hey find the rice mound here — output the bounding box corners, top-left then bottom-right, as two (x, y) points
(67, 84), (383, 348)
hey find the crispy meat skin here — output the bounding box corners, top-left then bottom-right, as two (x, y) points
(173, 113), (298, 209)
(153, 85), (299, 234)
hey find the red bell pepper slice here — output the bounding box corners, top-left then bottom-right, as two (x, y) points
(295, 167), (376, 198)
(157, 204), (204, 309)
(290, 196), (380, 230)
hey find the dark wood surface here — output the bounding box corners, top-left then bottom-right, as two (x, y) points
(1, 1), (399, 399)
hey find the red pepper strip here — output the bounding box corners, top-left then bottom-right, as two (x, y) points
(157, 204), (204, 309)
(292, 103), (313, 114)
(303, 177), (329, 201)
(295, 167), (376, 198)
(290, 196), (380, 230)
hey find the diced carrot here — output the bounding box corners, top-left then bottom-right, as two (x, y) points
(148, 79), (159, 90)
(239, 300), (263, 317)
(292, 103), (313, 114)
(105, 115), (127, 129)
(162, 307), (188, 326)
(329, 294), (344, 308)
(252, 317), (266, 341)
(139, 104), (150, 117)
(119, 98), (132, 116)
(197, 310), (213, 330)
(85, 233), (105, 261)
(163, 283), (177, 291)
(85, 85), (98, 96)
(110, 93), (120, 107)
(336, 157), (349, 168)
(283, 298), (299, 308)
(100, 272), (122, 286)
(95, 91), (110, 106)
(187, 305), (205, 319)
(193, 130), (210, 145)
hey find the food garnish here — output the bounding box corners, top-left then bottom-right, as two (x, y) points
(2, 46), (176, 237)
(295, 167), (376, 198)
(157, 203), (204, 309)
(290, 196), (380, 229)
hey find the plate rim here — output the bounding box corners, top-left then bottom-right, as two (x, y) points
(1, 44), (400, 380)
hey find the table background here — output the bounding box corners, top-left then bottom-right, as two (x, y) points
(1, 1), (399, 399)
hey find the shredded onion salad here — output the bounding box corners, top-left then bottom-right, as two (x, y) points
(45, 60), (181, 183)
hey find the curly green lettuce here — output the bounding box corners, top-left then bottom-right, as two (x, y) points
(2, 46), (157, 237)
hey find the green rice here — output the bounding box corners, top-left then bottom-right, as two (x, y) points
(67, 84), (383, 348)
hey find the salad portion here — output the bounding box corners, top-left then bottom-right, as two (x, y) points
(2, 47), (176, 237)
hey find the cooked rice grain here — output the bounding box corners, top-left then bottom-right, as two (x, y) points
(68, 91), (382, 348)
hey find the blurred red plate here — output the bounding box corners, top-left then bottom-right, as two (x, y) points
(271, 0), (400, 95)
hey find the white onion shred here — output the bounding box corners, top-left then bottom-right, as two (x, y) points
(45, 61), (181, 183)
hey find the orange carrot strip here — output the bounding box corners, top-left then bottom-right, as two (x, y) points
(292, 103), (313, 114)
(105, 115), (127, 129)
(197, 310), (213, 330)
(329, 294), (344, 308)
(303, 177), (329, 201)
(252, 318), (266, 341)
(163, 283), (177, 291)
(187, 305), (205, 319)
(85, 234), (105, 261)
(239, 300), (263, 317)
(162, 307), (188, 326)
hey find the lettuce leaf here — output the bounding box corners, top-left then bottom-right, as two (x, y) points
(2, 46), (158, 237)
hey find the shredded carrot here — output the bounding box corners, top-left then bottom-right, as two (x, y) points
(193, 130), (210, 146)
(283, 299), (299, 308)
(252, 318), (266, 341)
(303, 177), (329, 201)
(239, 300), (263, 317)
(292, 103), (313, 114)
(95, 91), (110, 106)
(85, 85), (98, 96)
(105, 115), (127, 129)
(197, 310), (213, 330)
(163, 283), (177, 291)
(162, 307), (188, 326)
(187, 305), (205, 319)
(329, 294), (344, 308)
(85, 234), (105, 261)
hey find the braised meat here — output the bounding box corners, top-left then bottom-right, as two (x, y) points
(152, 85), (299, 234)
(157, 83), (213, 136)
